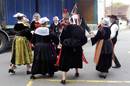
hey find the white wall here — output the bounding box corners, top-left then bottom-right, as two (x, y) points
(97, 0), (105, 24)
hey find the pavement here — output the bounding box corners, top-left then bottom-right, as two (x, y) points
(0, 29), (130, 86)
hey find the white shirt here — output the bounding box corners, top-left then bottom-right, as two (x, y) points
(110, 24), (119, 39)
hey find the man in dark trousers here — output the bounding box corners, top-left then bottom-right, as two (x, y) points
(110, 15), (121, 68)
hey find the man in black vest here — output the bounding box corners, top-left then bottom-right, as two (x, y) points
(110, 15), (121, 68)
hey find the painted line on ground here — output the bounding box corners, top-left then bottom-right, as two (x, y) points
(26, 79), (130, 86)
(26, 80), (33, 86)
(48, 79), (130, 83)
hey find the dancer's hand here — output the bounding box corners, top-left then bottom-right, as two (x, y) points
(89, 31), (95, 38)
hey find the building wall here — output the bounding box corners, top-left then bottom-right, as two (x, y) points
(78, 0), (98, 24)
(97, 0), (105, 24)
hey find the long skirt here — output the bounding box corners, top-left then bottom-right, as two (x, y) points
(31, 43), (57, 75)
(11, 36), (33, 65)
(96, 53), (112, 73)
(59, 46), (83, 72)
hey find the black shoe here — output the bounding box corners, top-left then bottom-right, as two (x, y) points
(60, 80), (66, 84)
(26, 71), (31, 75)
(99, 73), (107, 79)
(42, 73), (46, 76)
(49, 74), (54, 77)
(112, 65), (121, 68)
(30, 75), (36, 79)
(8, 69), (15, 74)
(49, 72), (54, 77)
(75, 73), (79, 77)
(99, 74), (107, 79)
(13, 65), (17, 69)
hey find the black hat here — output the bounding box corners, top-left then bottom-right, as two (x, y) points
(110, 15), (118, 20)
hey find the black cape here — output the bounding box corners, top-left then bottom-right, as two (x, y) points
(59, 24), (87, 72)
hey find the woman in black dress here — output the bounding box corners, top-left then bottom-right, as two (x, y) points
(30, 12), (41, 30)
(30, 17), (59, 79)
(58, 24), (87, 84)
(91, 18), (113, 78)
